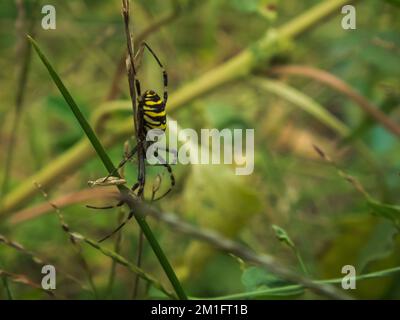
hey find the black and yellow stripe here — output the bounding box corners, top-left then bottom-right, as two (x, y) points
(141, 90), (167, 132)
(87, 42), (175, 242)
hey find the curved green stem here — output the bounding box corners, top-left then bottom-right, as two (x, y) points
(25, 36), (187, 300)
(194, 265), (400, 300)
(0, 0), (357, 216)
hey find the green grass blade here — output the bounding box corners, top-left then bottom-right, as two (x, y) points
(1, 276), (13, 300)
(28, 35), (187, 300)
(27, 35), (115, 172)
(200, 265), (400, 300)
(254, 78), (349, 136)
(70, 232), (176, 299)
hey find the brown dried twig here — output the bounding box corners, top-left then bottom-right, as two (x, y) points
(312, 144), (369, 198)
(1, 0), (39, 199)
(0, 269), (55, 298)
(9, 187), (114, 225)
(0, 234), (90, 292)
(8, 185), (351, 299)
(269, 65), (400, 138)
(34, 182), (98, 298)
(106, 3), (180, 101)
(118, 193), (351, 300)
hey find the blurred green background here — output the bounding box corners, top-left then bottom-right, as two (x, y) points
(0, 0), (400, 300)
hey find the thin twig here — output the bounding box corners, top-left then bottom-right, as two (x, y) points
(119, 193), (351, 300)
(312, 144), (369, 197)
(122, 0), (162, 299)
(9, 176), (163, 226)
(199, 265), (400, 300)
(9, 187), (114, 225)
(106, 3), (180, 101)
(1, 0), (38, 201)
(0, 269), (54, 298)
(132, 229), (144, 299)
(106, 142), (129, 298)
(16, 186), (174, 298)
(8, 186), (351, 299)
(105, 209), (124, 298)
(122, 0), (145, 299)
(272, 225), (310, 276)
(34, 182), (99, 298)
(122, 0), (138, 135)
(121, 0), (148, 199)
(69, 232), (176, 299)
(0, 234), (91, 292)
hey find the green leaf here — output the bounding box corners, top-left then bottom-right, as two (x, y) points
(272, 224), (295, 248)
(177, 163), (265, 279)
(367, 198), (400, 228)
(271, 225), (309, 275)
(241, 266), (304, 297)
(242, 266), (285, 290)
(210, 265), (400, 300)
(357, 221), (398, 273)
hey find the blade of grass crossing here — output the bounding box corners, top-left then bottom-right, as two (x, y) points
(2, 276), (13, 300)
(27, 36), (115, 172)
(28, 36), (187, 300)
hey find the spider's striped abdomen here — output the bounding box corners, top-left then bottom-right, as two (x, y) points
(141, 90), (167, 132)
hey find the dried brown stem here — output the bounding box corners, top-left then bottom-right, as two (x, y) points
(312, 144), (369, 197)
(106, 5), (180, 101)
(1, 0), (38, 199)
(270, 65), (400, 138)
(9, 187), (352, 299)
(0, 234), (90, 292)
(0, 269), (55, 298)
(118, 193), (351, 300)
(9, 187), (114, 225)
(34, 182), (98, 298)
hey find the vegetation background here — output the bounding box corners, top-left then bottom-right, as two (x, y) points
(0, 0), (399, 299)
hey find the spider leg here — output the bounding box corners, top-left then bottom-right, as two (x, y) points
(86, 144), (137, 210)
(97, 43), (171, 240)
(136, 164), (146, 198)
(139, 42), (168, 106)
(86, 200), (124, 210)
(100, 144), (138, 183)
(133, 43), (145, 72)
(131, 181), (140, 193)
(94, 180), (141, 241)
(135, 79), (142, 97)
(98, 210), (134, 243)
(151, 146), (177, 165)
(152, 153), (175, 201)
